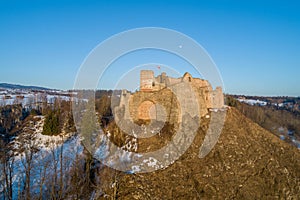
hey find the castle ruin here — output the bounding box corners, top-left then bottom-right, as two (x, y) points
(114, 70), (224, 123)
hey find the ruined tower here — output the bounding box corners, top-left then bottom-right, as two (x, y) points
(140, 70), (155, 92)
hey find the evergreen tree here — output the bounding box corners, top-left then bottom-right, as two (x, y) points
(42, 110), (60, 135)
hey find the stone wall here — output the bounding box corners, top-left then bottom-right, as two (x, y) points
(115, 70), (224, 123)
(128, 88), (180, 124)
(211, 87), (224, 109)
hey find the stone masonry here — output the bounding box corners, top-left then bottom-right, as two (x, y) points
(114, 70), (224, 123)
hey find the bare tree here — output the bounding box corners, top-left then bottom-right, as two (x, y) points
(0, 141), (15, 200)
(37, 149), (51, 200)
(19, 132), (38, 200)
(66, 153), (86, 199)
(58, 136), (65, 199)
(49, 140), (59, 200)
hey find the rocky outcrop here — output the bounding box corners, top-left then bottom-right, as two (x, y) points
(0, 104), (27, 141)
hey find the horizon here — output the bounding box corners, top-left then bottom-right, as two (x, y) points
(1, 81), (299, 98)
(0, 0), (300, 96)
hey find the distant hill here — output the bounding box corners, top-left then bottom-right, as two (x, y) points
(0, 83), (51, 91)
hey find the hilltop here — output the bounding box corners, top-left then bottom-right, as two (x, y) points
(97, 108), (300, 199)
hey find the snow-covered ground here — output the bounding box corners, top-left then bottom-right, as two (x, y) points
(0, 116), (83, 199)
(237, 98), (267, 106)
(0, 93), (71, 107)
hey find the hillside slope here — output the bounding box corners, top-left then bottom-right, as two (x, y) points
(98, 108), (300, 199)
(0, 83), (50, 91)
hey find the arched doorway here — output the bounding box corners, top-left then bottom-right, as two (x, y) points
(138, 100), (156, 120)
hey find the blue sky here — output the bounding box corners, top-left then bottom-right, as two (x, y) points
(0, 0), (299, 96)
